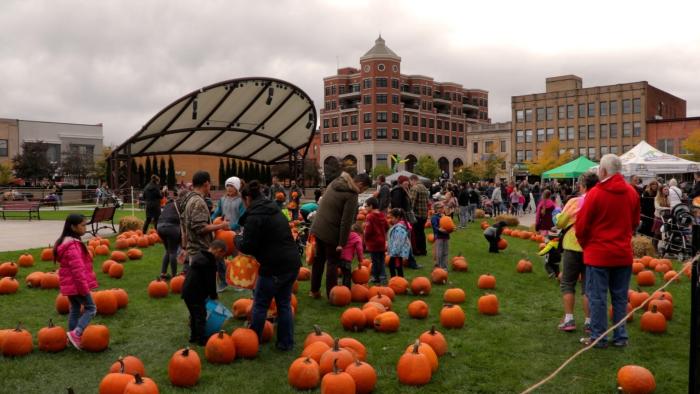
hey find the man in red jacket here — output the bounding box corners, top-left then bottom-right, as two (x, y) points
(576, 154), (640, 348)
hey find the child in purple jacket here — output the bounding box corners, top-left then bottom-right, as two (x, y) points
(55, 214), (98, 350)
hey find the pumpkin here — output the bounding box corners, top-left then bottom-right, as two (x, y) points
(362, 303), (384, 328)
(340, 308), (366, 332)
(419, 325), (447, 356)
(225, 254), (260, 289)
(303, 340), (331, 364)
(147, 278), (169, 298)
(55, 294), (70, 314)
(115, 238), (129, 250)
(108, 263), (124, 279)
(0, 277), (19, 294)
(368, 294), (392, 310)
(205, 330), (235, 364)
(232, 298), (253, 319)
(231, 327), (259, 358)
(663, 270), (679, 283)
(350, 284), (369, 303)
(649, 290), (674, 305)
(443, 288), (466, 304)
(215, 229), (236, 256)
(41, 248), (54, 261)
(397, 340), (432, 386)
(304, 325), (334, 348)
(93, 290), (118, 316)
(168, 347), (201, 387)
(99, 359), (133, 394)
(123, 374), (159, 394)
(408, 300), (429, 319)
(438, 216), (455, 233)
(127, 248), (143, 260)
(0, 262), (18, 277)
(111, 251), (127, 262)
(404, 341), (438, 373)
(101, 260), (115, 274)
(477, 294), (499, 315)
(427, 233), (435, 243)
(516, 259), (533, 273)
(451, 255), (468, 272)
(37, 319), (66, 353)
(367, 286), (395, 300)
(1, 323), (33, 357)
(165, 274), (183, 294)
(345, 359), (377, 394)
(261, 320), (274, 343)
(477, 273), (496, 289)
(298, 267), (311, 281)
(629, 289), (649, 308)
(640, 305), (667, 334)
(112, 288), (129, 309)
(388, 276), (409, 294)
(431, 268), (448, 284)
(648, 296), (673, 321)
(373, 311), (400, 332)
(40, 272), (60, 289)
(639, 256), (653, 266)
(17, 254), (34, 267)
(351, 267), (370, 285)
(636, 271), (655, 286)
(617, 365), (656, 394)
(410, 277), (432, 296)
(440, 304), (465, 329)
(81, 324), (110, 352)
(109, 355), (146, 377)
(480, 221), (490, 230)
(338, 337), (366, 361)
(329, 285), (352, 306)
(319, 338), (354, 375)
(321, 359), (356, 394)
(275, 192), (285, 201)
(497, 239), (508, 250)
(95, 245), (110, 256)
(26, 271), (45, 287)
(288, 357), (321, 390)
(632, 261), (645, 274)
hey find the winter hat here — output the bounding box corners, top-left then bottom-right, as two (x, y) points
(225, 176), (242, 191)
(397, 175), (409, 184)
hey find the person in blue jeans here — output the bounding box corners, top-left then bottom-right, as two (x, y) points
(236, 180), (300, 351)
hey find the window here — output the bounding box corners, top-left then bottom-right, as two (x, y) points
(525, 109), (533, 122)
(323, 134), (329, 143)
(516, 130), (524, 143)
(579, 147), (586, 157)
(633, 121), (641, 137)
(331, 85), (336, 95)
(330, 101), (337, 110)
(391, 79), (399, 89)
(516, 110), (524, 122)
(437, 135), (443, 144)
(622, 99), (632, 114)
(610, 123), (618, 138)
(623, 122), (632, 137)
(536, 129), (545, 142)
(546, 128), (554, 141)
(376, 112), (387, 122)
(363, 79), (371, 89)
(579, 126), (586, 140)
(437, 120), (443, 129)
(473, 142), (479, 154)
(588, 102), (595, 117)
(391, 113), (399, 123)
(363, 95), (371, 104)
(332, 133), (338, 142)
(501, 140), (507, 152)
(485, 141), (494, 153)
(341, 132), (348, 141)
(422, 86), (427, 96)
(412, 116), (418, 126)
(558, 105), (566, 120)
(623, 145), (632, 152)
(610, 146), (618, 154)
(458, 124), (463, 132)
(351, 115), (357, 125)
(421, 133), (427, 142)
(429, 134), (434, 143)
(600, 124), (608, 139)
(578, 103), (586, 118)
(601, 146), (609, 156)
(403, 114), (410, 125)
(451, 123), (457, 132)
(412, 132), (418, 141)
(525, 150), (533, 161)
(323, 119), (329, 128)
(341, 116), (348, 126)
(429, 118), (434, 128)
(338, 85), (345, 94)
(351, 130), (358, 140)
(588, 125), (595, 139)
(558, 127), (567, 141)
(536, 107), (545, 121)
(376, 94), (387, 104)
(421, 118), (427, 127)
(525, 129), (533, 142)
(0, 139), (7, 156)
(331, 117), (338, 127)
(376, 128), (387, 139)
(459, 137), (464, 146)
(567, 105), (575, 119)
(546, 107), (554, 121)
(516, 151), (524, 162)
(392, 95), (399, 104)
(600, 101), (608, 116)
(633, 98), (641, 113)
(452, 136), (457, 145)
(403, 130), (410, 140)
(657, 139), (674, 154)
(567, 126), (575, 141)
(324, 86), (330, 96)
(363, 129), (372, 139)
(588, 147), (596, 160)
(610, 100), (618, 115)
(363, 113), (372, 123)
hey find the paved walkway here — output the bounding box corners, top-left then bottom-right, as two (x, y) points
(0, 220), (118, 252)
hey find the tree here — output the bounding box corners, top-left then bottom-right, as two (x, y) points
(152, 156), (159, 181)
(94, 146), (112, 182)
(237, 161), (244, 180)
(473, 154), (506, 180)
(144, 157), (152, 181)
(371, 164), (392, 179)
(525, 139), (572, 176)
(681, 129), (700, 161)
(218, 159), (225, 186)
(303, 159), (321, 185)
(414, 155), (441, 180)
(12, 141), (54, 185)
(263, 165), (272, 184)
(61, 148), (95, 186)
(167, 156), (176, 189)
(454, 165), (480, 183)
(137, 163), (145, 187)
(225, 159), (232, 178)
(159, 158), (166, 184)
(0, 162), (14, 185)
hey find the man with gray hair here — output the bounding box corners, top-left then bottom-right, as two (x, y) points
(576, 154), (640, 348)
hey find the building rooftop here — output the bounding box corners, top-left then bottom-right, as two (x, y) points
(360, 35), (401, 62)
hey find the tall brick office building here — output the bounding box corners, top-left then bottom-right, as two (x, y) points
(319, 36), (489, 178)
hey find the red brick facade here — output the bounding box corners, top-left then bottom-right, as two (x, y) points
(647, 117), (700, 155)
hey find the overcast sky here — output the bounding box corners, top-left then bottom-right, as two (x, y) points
(1, 0), (699, 145)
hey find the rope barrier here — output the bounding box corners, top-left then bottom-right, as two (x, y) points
(520, 254), (699, 394)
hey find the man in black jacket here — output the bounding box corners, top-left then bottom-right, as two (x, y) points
(142, 175), (163, 233)
(236, 180), (300, 351)
(689, 172), (700, 200)
(376, 175), (391, 211)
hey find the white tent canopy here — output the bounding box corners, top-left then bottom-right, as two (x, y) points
(385, 171), (430, 184)
(617, 141), (699, 177)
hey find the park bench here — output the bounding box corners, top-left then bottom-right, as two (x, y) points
(86, 206), (117, 236)
(0, 201), (42, 220)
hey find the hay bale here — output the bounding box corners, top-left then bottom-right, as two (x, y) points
(493, 214), (519, 227)
(118, 216), (144, 232)
(474, 209), (485, 219)
(632, 235), (655, 258)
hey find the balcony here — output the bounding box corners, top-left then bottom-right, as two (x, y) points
(338, 89), (361, 99)
(462, 101), (479, 110)
(400, 90), (420, 99)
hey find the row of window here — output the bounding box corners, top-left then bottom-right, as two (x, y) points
(516, 99), (641, 122)
(657, 138), (689, 155)
(515, 122), (641, 143)
(472, 140), (508, 154)
(322, 130), (465, 146)
(325, 80), (488, 107)
(515, 145), (628, 162)
(324, 114), (468, 132)
(0, 139), (8, 156)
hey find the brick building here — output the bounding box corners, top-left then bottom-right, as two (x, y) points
(646, 117), (700, 156)
(465, 121), (512, 179)
(511, 75), (686, 168)
(320, 36), (489, 178)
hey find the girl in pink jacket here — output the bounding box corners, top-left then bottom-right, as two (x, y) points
(339, 223), (364, 288)
(55, 214), (98, 350)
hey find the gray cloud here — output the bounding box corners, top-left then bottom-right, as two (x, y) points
(1, 0), (698, 145)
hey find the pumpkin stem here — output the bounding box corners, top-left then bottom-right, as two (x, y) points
(67, 387), (75, 394)
(411, 340), (421, 354)
(218, 330), (225, 338)
(304, 356), (313, 364)
(651, 305), (658, 313)
(430, 325), (436, 335)
(355, 358), (362, 366)
(134, 373), (144, 384)
(332, 337), (340, 351)
(313, 324), (322, 335)
(182, 347), (190, 356)
(332, 358), (340, 374)
(48, 319), (55, 328)
(14, 322), (22, 331)
(117, 358), (125, 374)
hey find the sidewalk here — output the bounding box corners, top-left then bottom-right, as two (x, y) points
(0, 220), (117, 252)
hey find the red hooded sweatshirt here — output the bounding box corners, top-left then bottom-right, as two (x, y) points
(575, 173), (640, 267)
(364, 210), (388, 253)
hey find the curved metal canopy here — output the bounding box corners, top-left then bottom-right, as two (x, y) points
(112, 77), (317, 164)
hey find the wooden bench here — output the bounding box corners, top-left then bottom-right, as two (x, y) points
(86, 206), (117, 236)
(0, 201), (41, 220)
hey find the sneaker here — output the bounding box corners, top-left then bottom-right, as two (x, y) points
(612, 339), (628, 348)
(579, 337), (608, 349)
(67, 330), (82, 350)
(584, 322), (592, 334)
(308, 291), (321, 299)
(558, 319), (576, 332)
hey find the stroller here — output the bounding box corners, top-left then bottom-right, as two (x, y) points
(658, 203), (694, 261)
(481, 196), (494, 217)
(101, 190), (123, 208)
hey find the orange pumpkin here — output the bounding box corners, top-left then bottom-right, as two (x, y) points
(127, 248), (143, 260)
(94, 290), (118, 316)
(617, 365), (656, 394)
(338, 337), (366, 361)
(225, 254), (260, 289)
(477, 294), (499, 315)
(397, 340), (432, 386)
(298, 267), (311, 281)
(95, 245), (110, 256)
(109, 355), (145, 377)
(40, 248), (54, 261)
(26, 271), (45, 288)
(497, 238), (508, 250)
(345, 359), (376, 394)
(663, 270), (679, 283)
(516, 259), (533, 273)
(636, 270), (655, 287)
(147, 278), (169, 298)
(321, 359), (356, 393)
(40, 272), (60, 289)
(451, 255), (468, 272)
(319, 338), (354, 375)
(55, 294), (70, 314)
(648, 295), (673, 320)
(438, 216), (455, 233)
(302, 341), (331, 363)
(0, 277), (19, 294)
(232, 298), (253, 319)
(367, 286), (395, 300)
(1, 323), (33, 357)
(230, 327), (259, 358)
(108, 263), (124, 279)
(361, 303), (384, 328)
(100, 359), (133, 394)
(215, 229), (236, 256)
(388, 276), (409, 294)
(111, 251), (127, 262)
(440, 304), (465, 329)
(407, 300), (429, 319)
(38, 319), (66, 353)
(443, 288), (466, 304)
(369, 294), (392, 311)
(404, 341), (438, 373)
(205, 330), (236, 364)
(351, 267), (370, 285)
(288, 357), (321, 390)
(168, 347), (201, 387)
(431, 268), (448, 284)
(329, 285), (352, 306)
(410, 277), (432, 296)
(640, 305), (667, 334)
(373, 311), (400, 332)
(477, 273), (496, 289)
(341, 307), (367, 332)
(0, 262), (18, 278)
(304, 325), (334, 348)
(123, 374), (158, 394)
(115, 238), (129, 250)
(350, 284), (370, 303)
(81, 324), (110, 352)
(112, 288), (129, 309)
(419, 325), (447, 356)
(17, 254), (34, 267)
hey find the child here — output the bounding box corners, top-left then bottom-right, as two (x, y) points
(430, 202), (450, 270)
(363, 197), (389, 284)
(181, 239), (227, 346)
(339, 223), (364, 288)
(55, 214), (98, 350)
(537, 232), (562, 278)
(386, 208), (411, 278)
(483, 221), (508, 253)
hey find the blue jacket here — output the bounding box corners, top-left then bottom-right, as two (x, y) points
(211, 195), (246, 231)
(431, 213), (450, 240)
(387, 222), (411, 259)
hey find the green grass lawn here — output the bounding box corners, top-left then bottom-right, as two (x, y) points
(0, 222), (690, 393)
(4, 207), (145, 221)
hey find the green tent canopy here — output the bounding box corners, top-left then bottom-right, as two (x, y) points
(541, 156), (598, 179)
